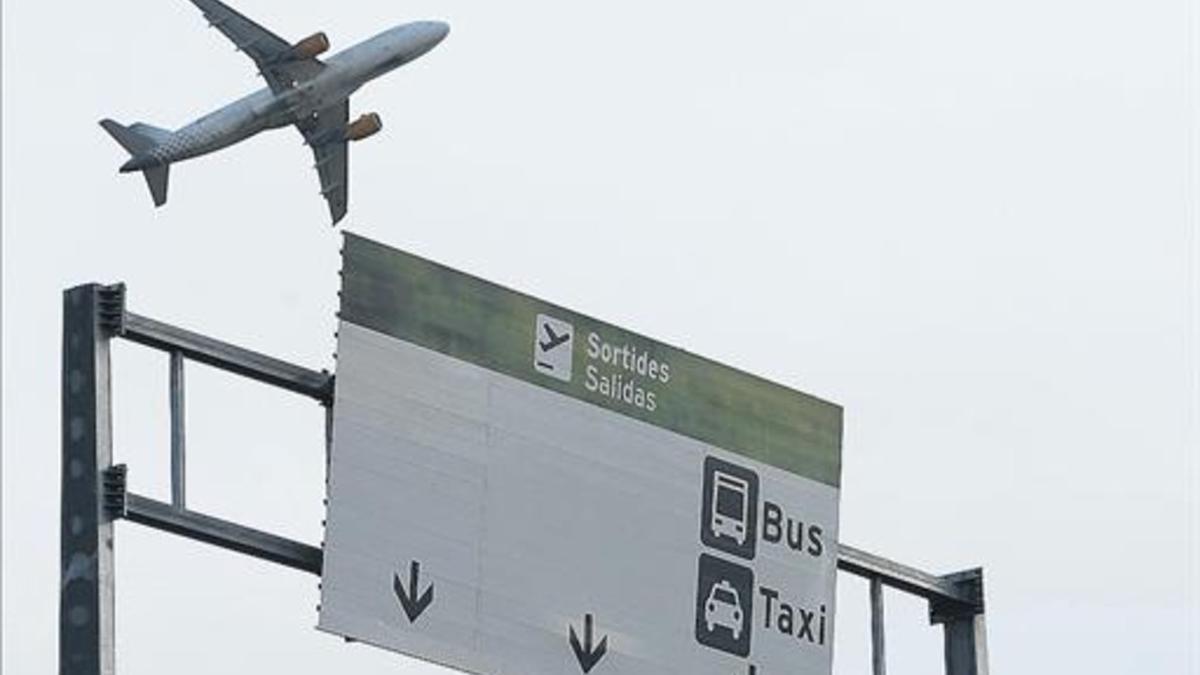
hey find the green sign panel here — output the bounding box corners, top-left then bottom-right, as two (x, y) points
(340, 233), (842, 486)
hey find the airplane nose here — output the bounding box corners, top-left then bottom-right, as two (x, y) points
(423, 21), (450, 44)
(390, 20), (448, 62)
(412, 21), (451, 43)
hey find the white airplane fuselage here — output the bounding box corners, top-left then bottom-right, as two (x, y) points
(121, 21), (448, 172)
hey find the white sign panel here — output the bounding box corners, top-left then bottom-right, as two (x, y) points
(319, 234), (844, 675)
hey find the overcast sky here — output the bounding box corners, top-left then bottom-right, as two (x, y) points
(4, 0), (1198, 673)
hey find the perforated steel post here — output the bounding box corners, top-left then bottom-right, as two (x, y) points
(59, 283), (121, 675)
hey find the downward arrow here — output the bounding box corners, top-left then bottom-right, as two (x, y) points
(393, 561), (434, 623)
(569, 613), (608, 674)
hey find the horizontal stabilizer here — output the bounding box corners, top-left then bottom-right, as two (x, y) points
(99, 119), (161, 155)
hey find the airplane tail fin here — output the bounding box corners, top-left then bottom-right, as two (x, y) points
(99, 119), (172, 207)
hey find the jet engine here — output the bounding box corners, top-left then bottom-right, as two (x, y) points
(346, 113), (382, 141)
(290, 32), (330, 60)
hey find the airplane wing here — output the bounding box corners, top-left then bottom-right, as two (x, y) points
(297, 101), (350, 225)
(189, 0), (324, 93)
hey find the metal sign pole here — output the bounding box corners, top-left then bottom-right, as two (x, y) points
(941, 614), (989, 675)
(59, 283), (122, 675)
(930, 568), (988, 675)
(869, 577), (887, 675)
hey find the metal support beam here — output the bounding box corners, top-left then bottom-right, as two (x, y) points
(837, 544), (980, 609)
(940, 614), (989, 675)
(111, 488), (324, 576)
(120, 311), (333, 404)
(169, 351), (186, 509)
(841, 546), (987, 675)
(930, 568), (988, 675)
(60, 283), (120, 675)
(870, 577), (886, 675)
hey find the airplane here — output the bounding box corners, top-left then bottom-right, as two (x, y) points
(539, 324), (571, 352)
(100, 0), (449, 225)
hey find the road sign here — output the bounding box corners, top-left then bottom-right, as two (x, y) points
(319, 233), (844, 675)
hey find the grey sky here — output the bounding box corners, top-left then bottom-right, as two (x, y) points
(3, 0), (1197, 673)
